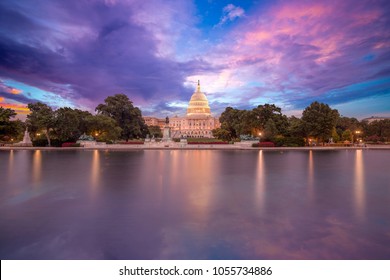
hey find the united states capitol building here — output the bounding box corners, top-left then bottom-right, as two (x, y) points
(143, 81), (220, 138)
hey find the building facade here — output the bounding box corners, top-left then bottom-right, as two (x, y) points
(361, 116), (390, 124)
(143, 81), (220, 138)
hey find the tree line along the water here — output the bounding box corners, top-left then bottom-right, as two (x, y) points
(213, 102), (390, 146)
(1, 94), (390, 146)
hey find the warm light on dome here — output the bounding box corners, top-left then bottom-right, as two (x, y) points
(186, 81), (211, 117)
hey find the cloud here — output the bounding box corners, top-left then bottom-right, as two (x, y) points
(0, 0), (205, 113)
(204, 0), (390, 113)
(217, 4), (245, 26)
(0, 0), (389, 118)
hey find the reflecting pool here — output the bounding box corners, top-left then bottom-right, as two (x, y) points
(0, 149), (389, 259)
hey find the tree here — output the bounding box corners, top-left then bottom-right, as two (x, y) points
(147, 125), (162, 138)
(0, 107), (16, 122)
(219, 107), (242, 140)
(96, 94), (148, 141)
(0, 107), (24, 142)
(336, 116), (361, 131)
(26, 102), (54, 146)
(287, 116), (305, 138)
(251, 104), (289, 136)
(336, 116), (362, 139)
(86, 114), (121, 142)
(342, 129), (352, 142)
(0, 107), (16, 138)
(53, 107), (84, 141)
(301, 102), (340, 145)
(331, 127), (340, 143)
(363, 119), (390, 142)
(212, 128), (231, 141)
(74, 109), (93, 134)
(263, 119), (278, 141)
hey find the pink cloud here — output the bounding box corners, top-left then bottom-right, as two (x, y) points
(205, 0), (390, 110)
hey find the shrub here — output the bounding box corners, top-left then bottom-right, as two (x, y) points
(32, 139), (48, 147)
(252, 142), (275, 147)
(50, 139), (63, 147)
(274, 136), (305, 147)
(365, 135), (381, 143)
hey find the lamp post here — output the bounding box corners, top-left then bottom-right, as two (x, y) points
(354, 130), (361, 146)
(258, 132), (262, 143)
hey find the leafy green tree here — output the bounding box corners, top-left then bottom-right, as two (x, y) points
(301, 102), (340, 144)
(263, 119), (278, 141)
(86, 114), (121, 142)
(287, 116), (305, 138)
(54, 107), (84, 141)
(363, 119), (390, 142)
(251, 104), (289, 135)
(212, 127), (231, 141)
(331, 127), (340, 143)
(342, 129), (352, 142)
(0, 107), (16, 139)
(218, 104), (289, 140)
(147, 125), (162, 138)
(96, 94), (148, 140)
(0, 107), (16, 122)
(336, 116), (362, 139)
(27, 102), (54, 146)
(219, 107), (242, 140)
(0, 107), (24, 142)
(74, 109), (93, 134)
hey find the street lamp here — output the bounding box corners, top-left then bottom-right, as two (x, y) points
(355, 130), (361, 146)
(352, 130), (361, 146)
(258, 132), (262, 142)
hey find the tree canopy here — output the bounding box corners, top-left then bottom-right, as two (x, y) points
(301, 101), (340, 144)
(0, 107), (24, 142)
(2, 96), (388, 146)
(27, 102), (54, 146)
(218, 104), (288, 141)
(96, 94), (148, 140)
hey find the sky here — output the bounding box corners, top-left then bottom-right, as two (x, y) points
(0, 0), (390, 120)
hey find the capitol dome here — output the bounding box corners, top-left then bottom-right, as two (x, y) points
(186, 80), (211, 117)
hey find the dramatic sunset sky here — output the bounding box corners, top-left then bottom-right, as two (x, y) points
(1, 0), (389, 119)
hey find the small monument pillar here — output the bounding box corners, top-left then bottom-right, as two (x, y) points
(162, 116), (172, 144)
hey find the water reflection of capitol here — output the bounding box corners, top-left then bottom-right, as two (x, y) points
(143, 81), (220, 138)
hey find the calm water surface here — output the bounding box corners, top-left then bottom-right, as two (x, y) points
(0, 149), (389, 259)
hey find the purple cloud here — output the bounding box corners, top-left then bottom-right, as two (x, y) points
(0, 0), (212, 113)
(0, 0), (389, 118)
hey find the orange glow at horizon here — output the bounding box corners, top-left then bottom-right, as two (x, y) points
(0, 102), (30, 113)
